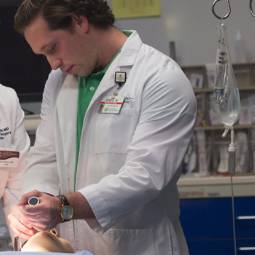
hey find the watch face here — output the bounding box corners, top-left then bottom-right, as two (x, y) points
(61, 206), (73, 221)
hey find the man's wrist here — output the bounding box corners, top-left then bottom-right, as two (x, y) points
(57, 195), (74, 222)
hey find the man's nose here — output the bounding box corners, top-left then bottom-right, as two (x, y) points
(47, 57), (62, 70)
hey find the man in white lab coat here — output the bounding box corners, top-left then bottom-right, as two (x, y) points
(8, 0), (197, 254)
(0, 85), (30, 237)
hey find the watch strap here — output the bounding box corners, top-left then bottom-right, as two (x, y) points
(57, 195), (72, 222)
(57, 194), (70, 206)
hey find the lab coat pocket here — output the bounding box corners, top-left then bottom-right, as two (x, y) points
(105, 228), (157, 255)
(94, 99), (136, 154)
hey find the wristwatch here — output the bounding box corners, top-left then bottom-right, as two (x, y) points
(57, 195), (74, 222)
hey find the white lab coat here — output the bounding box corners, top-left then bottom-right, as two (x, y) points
(0, 85), (30, 230)
(24, 31), (196, 255)
(40, 68), (65, 121)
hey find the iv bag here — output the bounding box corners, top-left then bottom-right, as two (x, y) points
(214, 23), (241, 127)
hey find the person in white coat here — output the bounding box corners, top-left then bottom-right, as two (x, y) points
(40, 69), (64, 121)
(32, 69), (64, 150)
(0, 84), (30, 236)
(8, 1), (197, 255)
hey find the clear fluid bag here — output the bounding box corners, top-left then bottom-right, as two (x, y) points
(214, 23), (241, 127)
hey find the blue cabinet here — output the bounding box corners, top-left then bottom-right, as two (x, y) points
(235, 197), (255, 254)
(180, 196), (255, 255)
(180, 198), (234, 255)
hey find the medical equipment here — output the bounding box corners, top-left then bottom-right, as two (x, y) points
(250, 0), (255, 16)
(212, 0), (255, 18)
(212, 4), (242, 255)
(214, 21), (240, 173)
(214, 23), (240, 131)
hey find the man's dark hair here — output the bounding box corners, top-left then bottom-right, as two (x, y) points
(14, 0), (115, 34)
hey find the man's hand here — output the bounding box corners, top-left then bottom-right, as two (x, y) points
(8, 205), (37, 240)
(8, 190), (62, 239)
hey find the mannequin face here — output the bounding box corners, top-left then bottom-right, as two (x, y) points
(21, 231), (74, 253)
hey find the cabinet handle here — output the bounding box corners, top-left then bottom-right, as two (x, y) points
(238, 247), (255, 251)
(237, 216), (255, 220)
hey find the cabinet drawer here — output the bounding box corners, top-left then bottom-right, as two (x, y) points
(235, 197), (255, 238)
(235, 197), (255, 215)
(236, 239), (255, 254)
(186, 239), (234, 255)
(180, 198), (233, 238)
(236, 218), (255, 238)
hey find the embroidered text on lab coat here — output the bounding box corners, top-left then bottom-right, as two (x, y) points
(0, 127), (11, 139)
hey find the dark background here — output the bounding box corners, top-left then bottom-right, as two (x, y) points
(0, 1), (51, 102)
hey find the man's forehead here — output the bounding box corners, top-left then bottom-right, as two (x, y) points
(25, 15), (49, 34)
(24, 18), (56, 53)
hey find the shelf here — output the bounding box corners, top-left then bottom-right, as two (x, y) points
(195, 124), (255, 131)
(183, 63), (255, 180)
(194, 86), (255, 93)
(238, 86), (255, 91)
(177, 175), (255, 198)
(194, 88), (213, 93)
(182, 62), (255, 70)
(179, 174), (255, 186)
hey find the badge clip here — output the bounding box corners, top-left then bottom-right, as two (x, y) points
(115, 72), (126, 87)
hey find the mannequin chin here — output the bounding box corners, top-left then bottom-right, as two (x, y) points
(21, 230), (74, 253)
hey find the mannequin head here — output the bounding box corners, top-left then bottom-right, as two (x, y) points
(21, 230), (74, 253)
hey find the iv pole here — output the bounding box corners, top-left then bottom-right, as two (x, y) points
(250, 0), (255, 16)
(212, 0), (254, 176)
(212, 0), (231, 20)
(212, 0), (255, 18)
(211, 0), (240, 177)
(211, 1), (246, 254)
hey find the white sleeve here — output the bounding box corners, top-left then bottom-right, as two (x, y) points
(2, 90), (30, 235)
(40, 69), (65, 120)
(23, 112), (59, 195)
(22, 69), (64, 195)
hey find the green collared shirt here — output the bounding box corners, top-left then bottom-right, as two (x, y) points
(74, 30), (132, 190)
(74, 66), (108, 190)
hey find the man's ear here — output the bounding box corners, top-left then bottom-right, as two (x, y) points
(74, 16), (89, 33)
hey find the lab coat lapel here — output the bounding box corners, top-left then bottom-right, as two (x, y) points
(75, 31), (143, 185)
(88, 30), (143, 109)
(56, 74), (78, 187)
(56, 31), (143, 188)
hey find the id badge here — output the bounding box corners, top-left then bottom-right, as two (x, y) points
(0, 147), (20, 168)
(99, 94), (125, 114)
